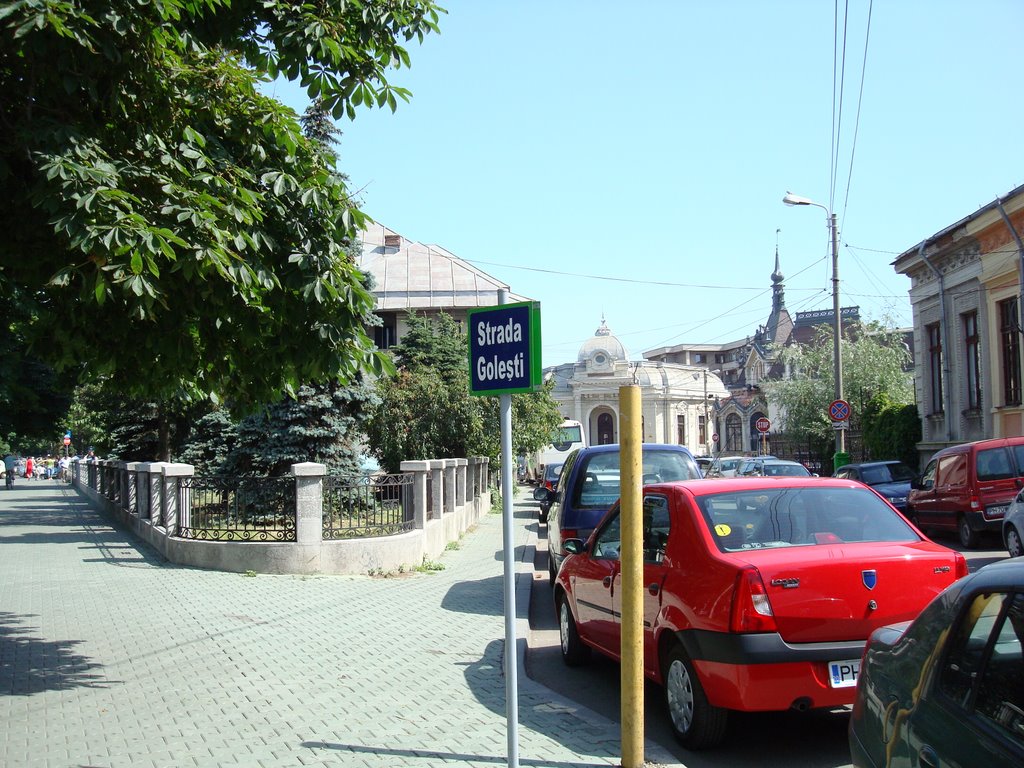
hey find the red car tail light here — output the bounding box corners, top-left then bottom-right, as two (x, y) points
(969, 493), (981, 511)
(954, 552), (969, 579)
(730, 566), (777, 633)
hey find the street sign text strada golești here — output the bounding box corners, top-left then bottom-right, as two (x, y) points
(467, 301), (543, 397)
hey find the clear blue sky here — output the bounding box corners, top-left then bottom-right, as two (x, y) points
(266, 1), (1024, 368)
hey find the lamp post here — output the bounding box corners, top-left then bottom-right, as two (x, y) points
(782, 192), (845, 458)
(694, 369), (722, 456)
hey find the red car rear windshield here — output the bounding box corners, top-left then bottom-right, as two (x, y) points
(695, 486), (919, 552)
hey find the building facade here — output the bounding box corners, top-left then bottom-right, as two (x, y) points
(893, 183), (1024, 466)
(643, 252), (860, 457)
(544, 319), (730, 457)
(356, 222), (530, 348)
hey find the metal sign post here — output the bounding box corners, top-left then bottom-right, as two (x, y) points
(468, 295), (542, 768)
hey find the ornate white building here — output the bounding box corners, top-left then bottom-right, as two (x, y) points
(544, 319), (729, 457)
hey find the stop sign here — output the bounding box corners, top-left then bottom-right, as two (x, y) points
(63, 437), (71, 446)
(755, 417), (771, 433)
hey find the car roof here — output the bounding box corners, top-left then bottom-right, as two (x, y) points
(958, 557), (1024, 591)
(838, 461), (904, 469)
(647, 477), (856, 497)
(931, 435), (1024, 457)
(574, 443), (693, 456)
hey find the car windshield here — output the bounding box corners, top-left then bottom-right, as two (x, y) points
(696, 486), (918, 552)
(860, 463), (915, 485)
(573, 450), (701, 510)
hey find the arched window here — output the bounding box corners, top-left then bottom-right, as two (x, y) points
(725, 414), (742, 452)
(597, 412), (616, 445)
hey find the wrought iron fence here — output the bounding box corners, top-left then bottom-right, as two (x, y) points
(323, 473), (414, 539)
(178, 476), (296, 542)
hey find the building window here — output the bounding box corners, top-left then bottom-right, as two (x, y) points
(963, 311), (981, 411)
(698, 415), (706, 447)
(725, 414), (742, 452)
(676, 415), (686, 445)
(374, 315), (397, 350)
(999, 298), (1021, 406)
(927, 322), (943, 415)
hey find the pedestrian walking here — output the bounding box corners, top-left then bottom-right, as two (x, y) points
(3, 454), (15, 489)
(25, 456), (34, 480)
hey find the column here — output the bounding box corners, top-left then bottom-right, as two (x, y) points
(291, 462), (326, 546)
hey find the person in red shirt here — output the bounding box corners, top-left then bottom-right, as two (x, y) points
(25, 456), (34, 479)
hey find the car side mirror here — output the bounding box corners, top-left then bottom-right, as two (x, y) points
(533, 487), (552, 502)
(563, 538), (585, 555)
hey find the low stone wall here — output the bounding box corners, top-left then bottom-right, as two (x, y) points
(71, 457), (491, 576)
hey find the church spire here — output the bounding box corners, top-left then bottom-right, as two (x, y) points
(771, 233), (785, 312)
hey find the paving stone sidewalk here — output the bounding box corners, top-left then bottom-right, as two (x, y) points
(0, 480), (684, 768)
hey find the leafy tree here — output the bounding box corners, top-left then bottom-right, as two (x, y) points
(862, 396), (922, 471)
(763, 322), (914, 457)
(0, 0), (442, 409)
(221, 381), (378, 477)
(389, 311), (468, 377)
(176, 408), (240, 475)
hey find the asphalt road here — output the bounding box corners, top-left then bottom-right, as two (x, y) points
(522, 491), (1009, 768)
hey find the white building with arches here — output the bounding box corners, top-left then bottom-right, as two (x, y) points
(544, 319), (729, 457)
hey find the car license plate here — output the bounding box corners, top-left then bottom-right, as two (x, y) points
(985, 505), (1008, 520)
(828, 659), (860, 688)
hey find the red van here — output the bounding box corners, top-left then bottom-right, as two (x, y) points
(907, 436), (1024, 548)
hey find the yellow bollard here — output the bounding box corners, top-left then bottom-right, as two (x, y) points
(619, 385), (644, 767)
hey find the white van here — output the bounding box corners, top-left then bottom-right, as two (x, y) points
(532, 420), (586, 483)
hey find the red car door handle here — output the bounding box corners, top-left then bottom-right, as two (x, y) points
(602, 576), (612, 588)
(647, 583), (660, 595)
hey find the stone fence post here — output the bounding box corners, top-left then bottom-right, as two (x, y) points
(161, 463), (194, 535)
(291, 463), (326, 545)
(141, 462), (167, 526)
(429, 460), (445, 518)
(443, 459), (458, 516)
(400, 461), (430, 529)
(126, 462), (146, 516)
(455, 458), (467, 506)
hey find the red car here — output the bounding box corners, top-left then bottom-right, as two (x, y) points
(554, 477), (968, 749)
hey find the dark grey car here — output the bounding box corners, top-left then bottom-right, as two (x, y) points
(833, 460), (916, 513)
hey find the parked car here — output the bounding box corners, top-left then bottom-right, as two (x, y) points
(832, 460), (916, 513)
(705, 455), (754, 478)
(738, 457), (811, 477)
(553, 476), (968, 749)
(849, 558), (1024, 768)
(695, 457), (713, 477)
(537, 462), (563, 525)
(534, 443), (701, 582)
(909, 436), (1024, 548)
(1003, 487), (1024, 558)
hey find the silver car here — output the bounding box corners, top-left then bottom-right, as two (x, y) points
(705, 455), (747, 478)
(1003, 486), (1024, 557)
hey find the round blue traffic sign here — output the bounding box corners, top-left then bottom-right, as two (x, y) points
(829, 399), (851, 422)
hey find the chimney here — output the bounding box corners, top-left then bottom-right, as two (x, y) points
(383, 234), (402, 252)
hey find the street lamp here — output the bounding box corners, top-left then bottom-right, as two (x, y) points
(782, 192), (845, 458)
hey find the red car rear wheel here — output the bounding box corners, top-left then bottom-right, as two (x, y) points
(662, 645), (727, 750)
